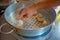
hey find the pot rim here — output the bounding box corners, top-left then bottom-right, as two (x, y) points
(4, 3), (56, 31)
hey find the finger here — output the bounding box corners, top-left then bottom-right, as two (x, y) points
(18, 9), (26, 19)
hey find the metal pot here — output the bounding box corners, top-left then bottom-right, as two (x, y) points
(3, 3), (56, 37)
(0, 0), (16, 6)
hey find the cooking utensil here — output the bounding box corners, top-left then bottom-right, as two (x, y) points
(3, 3), (56, 37)
(0, 0), (16, 6)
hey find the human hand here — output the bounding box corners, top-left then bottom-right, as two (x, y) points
(18, 7), (36, 19)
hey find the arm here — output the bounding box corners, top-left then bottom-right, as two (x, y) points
(18, 0), (60, 19)
(30, 0), (60, 9)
